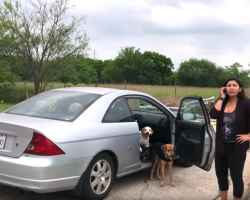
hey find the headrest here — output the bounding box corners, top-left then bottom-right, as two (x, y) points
(68, 103), (83, 115)
(34, 100), (49, 111)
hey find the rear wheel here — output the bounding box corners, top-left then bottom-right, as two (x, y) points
(81, 153), (115, 200)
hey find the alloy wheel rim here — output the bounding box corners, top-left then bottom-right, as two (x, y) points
(90, 159), (112, 195)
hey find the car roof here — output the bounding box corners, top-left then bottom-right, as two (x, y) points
(51, 86), (149, 96)
(52, 87), (125, 95)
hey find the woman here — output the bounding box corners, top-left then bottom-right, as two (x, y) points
(209, 77), (250, 200)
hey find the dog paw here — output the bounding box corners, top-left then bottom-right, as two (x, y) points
(150, 178), (154, 181)
(160, 183), (164, 187)
(170, 182), (175, 187)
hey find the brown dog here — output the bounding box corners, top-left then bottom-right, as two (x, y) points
(150, 143), (175, 187)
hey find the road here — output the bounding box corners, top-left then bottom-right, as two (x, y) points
(0, 151), (250, 200)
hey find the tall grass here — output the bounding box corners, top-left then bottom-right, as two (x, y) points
(0, 103), (16, 112)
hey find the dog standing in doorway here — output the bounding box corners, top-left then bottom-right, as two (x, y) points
(139, 126), (153, 152)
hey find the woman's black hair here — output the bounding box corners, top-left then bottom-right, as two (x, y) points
(222, 77), (248, 99)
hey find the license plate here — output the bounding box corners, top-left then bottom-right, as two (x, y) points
(0, 134), (6, 149)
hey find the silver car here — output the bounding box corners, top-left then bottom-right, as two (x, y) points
(0, 87), (215, 200)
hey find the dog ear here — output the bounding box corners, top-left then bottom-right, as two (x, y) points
(172, 145), (176, 150)
(161, 145), (167, 151)
(150, 128), (154, 134)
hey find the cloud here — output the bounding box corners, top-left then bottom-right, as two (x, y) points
(71, 0), (250, 69)
(145, 0), (227, 8)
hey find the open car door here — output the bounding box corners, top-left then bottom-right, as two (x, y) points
(175, 96), (215, 171)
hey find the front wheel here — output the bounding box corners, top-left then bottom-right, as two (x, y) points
(81, 153), (115, 200)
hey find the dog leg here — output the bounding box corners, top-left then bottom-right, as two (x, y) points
(168, 161), (175, 187)
(150, 157), (158, 181)
(156, 159), (161, 180)
(160, 161), (165, 187)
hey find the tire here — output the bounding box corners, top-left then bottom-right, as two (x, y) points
(81, 153), (115, 200)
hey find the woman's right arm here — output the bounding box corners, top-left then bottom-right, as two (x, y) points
(209, 87), (226, 119)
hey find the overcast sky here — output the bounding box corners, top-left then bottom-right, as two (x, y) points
(72, 0), (250, 70)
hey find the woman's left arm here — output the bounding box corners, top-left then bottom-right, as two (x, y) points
(236, 99), (250, 144)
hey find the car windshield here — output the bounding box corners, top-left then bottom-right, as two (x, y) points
(5, 90), (101, 121)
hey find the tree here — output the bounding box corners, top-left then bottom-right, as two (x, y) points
(177, 58), (218, 87)
(0, 0), (88, 94)
(85, 58), (107, 85)
(101, 60), (122, 83)
(164, 71), (177, 85)
(53, 55), (98, 86)
(112, 47), (174, 85)
(55, 65), (79, 87)
(114, 47), (145, 83)
(73, 56), (98, 84)
(0, 60), (20, 83)
(224, 62), (250, 87)
(0, 60), (21, 102)
(143, 51), (174, 84)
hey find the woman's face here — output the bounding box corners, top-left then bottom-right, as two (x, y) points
(225, 80), (242, 97)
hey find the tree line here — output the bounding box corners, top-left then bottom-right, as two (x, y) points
(3, 46), (250, 88)
(0, 0), (250, 97)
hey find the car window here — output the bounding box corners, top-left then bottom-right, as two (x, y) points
(103, 97), (134, 123)
(5, 91), (101, 121)
(179, 99), (205, 123)
(126, 98), (163, 114)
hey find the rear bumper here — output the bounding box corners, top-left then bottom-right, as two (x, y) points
(0, 154), (93, 193)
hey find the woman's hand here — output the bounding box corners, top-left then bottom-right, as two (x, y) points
(236, 134), (250, 144)
(220, 87), (226, 98)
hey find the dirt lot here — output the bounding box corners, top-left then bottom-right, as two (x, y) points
(1, 151), (250, 200)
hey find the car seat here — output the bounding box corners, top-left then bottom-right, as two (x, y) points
(112, 100), (130, 120)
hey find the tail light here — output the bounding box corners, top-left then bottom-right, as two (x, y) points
(24, 132), (65, 156)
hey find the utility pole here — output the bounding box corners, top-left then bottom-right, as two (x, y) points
(93, 50), (98, 60)
(93, 50), (98, 87)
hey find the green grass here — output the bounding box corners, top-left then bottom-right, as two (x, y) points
(8, 82), (223, 98)
(0, 103), (16, 112)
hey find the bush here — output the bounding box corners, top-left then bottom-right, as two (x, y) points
(0, 82), (33, 103)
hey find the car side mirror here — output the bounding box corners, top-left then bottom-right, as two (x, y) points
(182, 112), (197, 120)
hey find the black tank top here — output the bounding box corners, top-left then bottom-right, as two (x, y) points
(222, 110), (236, 143)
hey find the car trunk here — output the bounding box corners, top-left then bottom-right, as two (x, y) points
(0, 113), (65, 158)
